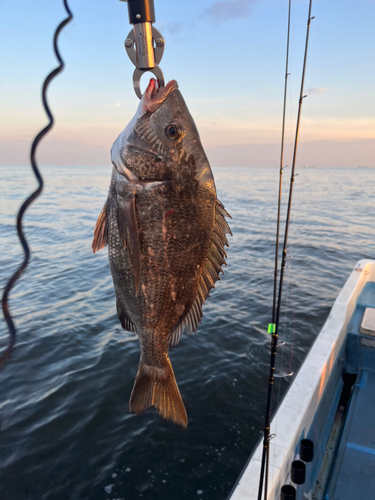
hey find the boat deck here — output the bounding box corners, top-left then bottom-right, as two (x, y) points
(327, 368), (375, 499)
(326, 281), (375, 499)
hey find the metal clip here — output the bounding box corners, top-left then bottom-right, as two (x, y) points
(124, 25), (165, 99)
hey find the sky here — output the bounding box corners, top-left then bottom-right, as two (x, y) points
(0, 0), (374, 168)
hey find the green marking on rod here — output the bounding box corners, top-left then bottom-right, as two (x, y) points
(268, 323), (276, 334)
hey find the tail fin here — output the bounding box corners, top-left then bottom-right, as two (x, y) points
(129, 356), (188, 427)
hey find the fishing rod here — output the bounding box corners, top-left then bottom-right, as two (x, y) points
(257, 1), (314, 499)
(0, 0), (73, 368)
(272, 0), (291, 338)
(262, 1), (292, 497)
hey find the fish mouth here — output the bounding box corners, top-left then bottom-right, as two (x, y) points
(143, 79), (178, 113)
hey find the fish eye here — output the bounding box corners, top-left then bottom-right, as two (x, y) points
(165, 123), (181, 140)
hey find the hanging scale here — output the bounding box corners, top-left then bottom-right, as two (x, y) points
(119, 0), (165, 99)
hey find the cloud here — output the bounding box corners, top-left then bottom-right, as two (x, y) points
(306, 87), (327, 95)
(157, 21), (195, 38)
(166, 21), (195, 35)
(106, 103), (122, 108)
(203, 0), (256, 26)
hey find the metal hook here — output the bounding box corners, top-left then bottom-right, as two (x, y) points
(124, 25), (165, 98)
(132, 66), (164, 99)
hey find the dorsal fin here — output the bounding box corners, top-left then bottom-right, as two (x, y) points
(92, 201), (109, 253)
(167, 198), (231, 347)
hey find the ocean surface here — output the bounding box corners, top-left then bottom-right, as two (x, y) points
(0, 165), (374, 500)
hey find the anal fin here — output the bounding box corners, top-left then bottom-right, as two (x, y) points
(116, 300), (136, 332)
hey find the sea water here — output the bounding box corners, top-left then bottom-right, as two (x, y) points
(0, 165), (374, 500)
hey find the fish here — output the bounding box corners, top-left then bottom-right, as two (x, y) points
(92, 79), (231, 427)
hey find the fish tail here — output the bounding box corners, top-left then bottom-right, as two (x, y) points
(129, 356), (188, 427)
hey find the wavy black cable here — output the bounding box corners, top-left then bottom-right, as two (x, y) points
(0, 0), (73, 368)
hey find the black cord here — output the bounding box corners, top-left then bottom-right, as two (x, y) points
(0, 0), (73, 368)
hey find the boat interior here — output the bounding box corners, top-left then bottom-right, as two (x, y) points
(318, 279), (375, 500)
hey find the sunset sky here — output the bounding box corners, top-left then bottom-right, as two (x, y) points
(0, 0), (374, 167)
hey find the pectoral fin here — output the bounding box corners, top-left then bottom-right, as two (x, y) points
(117, 191), (141, 296)
(92, 201), (109, 253)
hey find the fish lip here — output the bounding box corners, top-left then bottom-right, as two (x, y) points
(143, 79), (178, 113)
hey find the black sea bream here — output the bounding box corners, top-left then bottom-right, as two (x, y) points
(93, 79), (231, 427)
